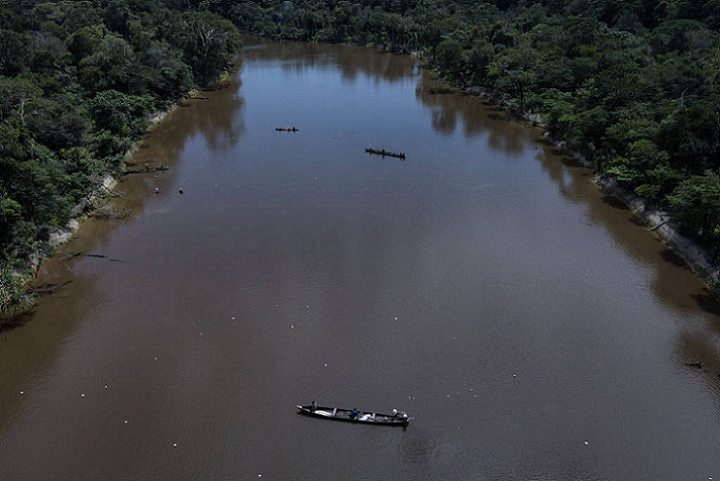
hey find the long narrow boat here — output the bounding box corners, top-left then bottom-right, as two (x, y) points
(296, 405), (410, 425)
(364, 147), (406, 159)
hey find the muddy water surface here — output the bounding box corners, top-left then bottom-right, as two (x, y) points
(1, 39), (719, 481)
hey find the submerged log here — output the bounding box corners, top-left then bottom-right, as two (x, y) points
(123, 166), (169, 175)
(649, 219), (670, 232)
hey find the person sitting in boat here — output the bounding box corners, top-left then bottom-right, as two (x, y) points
(311, 401), (317, 412)
(350, 409), (359, 420)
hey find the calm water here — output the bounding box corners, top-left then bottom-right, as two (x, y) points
(1, 39), (719, 481)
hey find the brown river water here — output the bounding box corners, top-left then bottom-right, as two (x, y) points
(1, 39), (719, 481)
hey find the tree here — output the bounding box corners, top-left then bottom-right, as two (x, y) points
(181, 11), (242, 85)
(0, 29), (29, 76)
(668, 171), (720, 243)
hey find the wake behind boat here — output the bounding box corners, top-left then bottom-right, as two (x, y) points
(297, 403), (410, 425)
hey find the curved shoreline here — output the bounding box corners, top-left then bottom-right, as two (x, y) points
(445, 80), (719, 294)
(0, 72), (231, 323)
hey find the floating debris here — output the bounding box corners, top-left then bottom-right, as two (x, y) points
(179, 188), (184, 194)
(20, 391), (24, 395)
(123, 166), (169, 175)
(154, 187), (160, 194)
(81, 394), (85, 398)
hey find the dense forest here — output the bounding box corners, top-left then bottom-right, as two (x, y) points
(0, 0), (241, 316)
(1, 0), (719, 315)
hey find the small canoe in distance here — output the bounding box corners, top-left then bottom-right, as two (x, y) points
(296, 405), (410, 425)
(364, 147), (406, 159)
(276, 127), (299, 132)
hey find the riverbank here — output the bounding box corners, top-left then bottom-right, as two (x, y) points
(460, 83), (720, 295)
(0, 72), (233, 326)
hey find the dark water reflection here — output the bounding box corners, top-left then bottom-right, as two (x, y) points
(1, 38), (719, 481)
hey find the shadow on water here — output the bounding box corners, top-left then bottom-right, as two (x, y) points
(414, 79), (528, 154)
(527, 117), (720, 402)
(676, 331), (720, 391)
(600, 194), (629, 210)
(241, 39), (415, 84)
(0, 59), (248, 432)
(117, 60), (246, 223)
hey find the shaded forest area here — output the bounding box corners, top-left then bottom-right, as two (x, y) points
(0, 0), (241, 316)
(214, 0), (720, 259)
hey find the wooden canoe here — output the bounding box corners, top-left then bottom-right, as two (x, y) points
(364, 147), (405, 159)
(296, 405), (410, 425)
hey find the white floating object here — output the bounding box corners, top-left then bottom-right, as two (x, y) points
(394, 317), (398, 320)
(104, 385), (108, 389)
(81, 394), (85, 398)
(155, 187), (159, 193)
(291, 325), (294, 328)
(512, 374), (517, 378)
(324, 363), (328, 367)
(173, 443), (178, 448)
(20, 391), (24, 395)
(584, 441), (588, 445)
(154, 357), (158, 361)
(124, 420), (128, 424)
(306, 305), (309, 309)
(231, 317), (235, 321)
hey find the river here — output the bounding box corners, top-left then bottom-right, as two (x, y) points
(1, 39), (719, 481)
